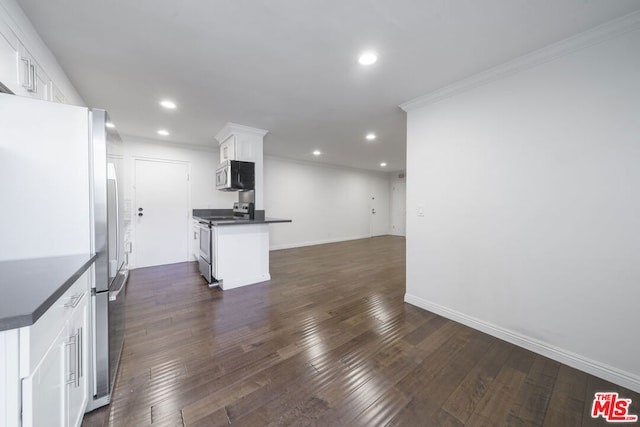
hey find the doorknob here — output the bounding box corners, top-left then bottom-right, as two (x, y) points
(138, 213), (143, 217)
(138, 207), (143, 211)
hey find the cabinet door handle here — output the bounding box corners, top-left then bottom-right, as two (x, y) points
(65, 293), (84, 308)
(78, 327), (83, 384)
(65, 335), (77, 386)
(30, 64), (37, 93)
(20, 57), (32, 90)
(76, 328), (82, 387)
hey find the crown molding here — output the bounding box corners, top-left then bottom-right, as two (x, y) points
(400, 10), (640, 112)
(120, 133), (217, 152)
(215, 122), (269, 144)
(264, 154), (395, 176)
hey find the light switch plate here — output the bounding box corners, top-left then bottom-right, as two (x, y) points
(417, 205), (425, 217)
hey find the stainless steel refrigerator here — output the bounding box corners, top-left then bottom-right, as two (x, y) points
(0, 91), (128, 411)
(87, 109), (128, 410)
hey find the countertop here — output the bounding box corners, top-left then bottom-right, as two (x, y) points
(0, 253), (97, 332)
(194, 216), (292, 226)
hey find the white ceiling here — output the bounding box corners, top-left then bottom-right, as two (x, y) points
(15, 0), (640, 172)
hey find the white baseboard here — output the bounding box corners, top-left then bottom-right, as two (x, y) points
(404, 293), (640, 394)
(220, 274), (271, 290)
(269, 234), (372, 251)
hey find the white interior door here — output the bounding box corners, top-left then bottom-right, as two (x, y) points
(134, 159), (190, 268)
(390, 180), (406, 236)
(370, 177), (390, 237)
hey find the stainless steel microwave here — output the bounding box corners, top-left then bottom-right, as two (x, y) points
(215, 160), (255, 191)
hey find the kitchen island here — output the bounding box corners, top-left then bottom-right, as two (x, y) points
(194, 210), (291, 290)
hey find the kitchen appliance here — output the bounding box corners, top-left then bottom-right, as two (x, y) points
(198, 222), (215, 285)
(215, 160), (255, 191)
(232, 201), (255, 219)
(0, 93), (127, 411)
(87, 109), (128, 410)
(197, 202), (254, 285)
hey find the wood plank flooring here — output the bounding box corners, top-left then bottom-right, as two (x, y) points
(82, 236), (639, 426)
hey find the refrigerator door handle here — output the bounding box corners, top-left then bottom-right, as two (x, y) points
(107, 163), (120, 275)
(108, 272), (127, 301)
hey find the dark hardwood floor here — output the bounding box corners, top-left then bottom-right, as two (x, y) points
(82, 236), (639, 426)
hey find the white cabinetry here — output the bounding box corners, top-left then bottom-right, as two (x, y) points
(215, 123), (267, 209)
(21, 328), (65, 426)
(192, 219), (200, 261)
(219, 135), (236, 162)
(16, 42), (50, 100)
(219, 134), (256, 162)
(65, 296), (88, 427)
(0, 21), (20, 94)
(0, 15), (61, 102)
(214, 224), (270, 290)
(1, 270), (90, 427)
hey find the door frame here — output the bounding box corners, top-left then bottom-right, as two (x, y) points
(390, 179), (406, 236)
(369, 176), (390, 237)
(131, 156), (192, 268)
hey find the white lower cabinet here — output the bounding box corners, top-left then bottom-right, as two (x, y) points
(1, 270), (90, 427)
(214, 224), (270, 290)
(21, 328), (65, 427)
(192, 219), (200, 261)
(65, 296), (88, 427)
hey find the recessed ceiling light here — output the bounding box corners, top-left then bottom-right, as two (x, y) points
(380, 162), (387, 167)
(157, 129), (170, 136)
(105, 122), (115, 129)
(312, 150), (321, 156)
(160, 100), (177, 109)
(358, 52), (378, 66)
(366, 133), (376, 141)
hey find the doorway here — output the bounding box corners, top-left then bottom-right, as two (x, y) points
(390, 180), (406, 236)
(370, 176), (390, 237)
(133, 158), (190, 268)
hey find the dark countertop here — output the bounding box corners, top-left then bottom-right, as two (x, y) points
(194, 216), (292, 226)
(0, 253), (97, 332)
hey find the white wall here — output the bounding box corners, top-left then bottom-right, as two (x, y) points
(120, 137), (238, 266)
(264, 156), (392, 250)
(117, 139), (396, 262)
(403, 25), (640, 392)
(122, 136), (237, 211)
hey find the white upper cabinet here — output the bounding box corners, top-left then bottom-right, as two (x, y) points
(17, 42), (51, 100)
(0, 13), (64, 103)
(219, 135), (237, 162)
(0, 21), (20, 94)
(51, 81), (68, 104)
(219, 134), (257, 162)
(216, 123), (267, 163)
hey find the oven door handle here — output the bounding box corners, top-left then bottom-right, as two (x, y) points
(109, 272), (128, 301)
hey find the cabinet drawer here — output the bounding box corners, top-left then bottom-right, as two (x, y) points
(19, 270), (90, 377)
